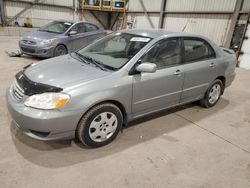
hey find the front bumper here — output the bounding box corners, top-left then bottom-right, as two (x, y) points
(6, 87), (83, 141)
(19, 41), (55, 58)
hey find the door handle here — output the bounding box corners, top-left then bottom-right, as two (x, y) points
(174, 69), (182, 76)
(209, 62), (216, 68)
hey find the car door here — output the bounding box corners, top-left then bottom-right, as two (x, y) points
(68, 23), (89, 51)
(180, 37), (217, 104)
(132, 38), (184, 117)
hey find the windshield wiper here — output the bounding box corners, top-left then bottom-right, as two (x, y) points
(73, 52), (89, 64)
(39, 29), (50, 32)
(76, 53), (107, 71)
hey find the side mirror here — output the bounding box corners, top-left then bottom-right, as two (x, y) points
(136, 63), (157, 73)
(68, 30), (77, 36)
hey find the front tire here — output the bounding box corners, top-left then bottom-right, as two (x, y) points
(200, 79), (223, 108)
(76, 103), (123, 148)
(54, 45), (67, 57)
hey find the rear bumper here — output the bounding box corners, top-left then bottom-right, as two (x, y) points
(225, 72), (236, 88)
(19, 41), (55, 58)
(6, 87), (83, 141)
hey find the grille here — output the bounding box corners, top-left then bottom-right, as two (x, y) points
(20, 47), (35, 54)
(12, 79), (24, 100)
(22, 40), (36, 45)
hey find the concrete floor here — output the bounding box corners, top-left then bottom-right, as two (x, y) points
(0, 36), (250, 188)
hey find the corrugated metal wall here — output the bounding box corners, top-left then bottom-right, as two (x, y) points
(241, 0), (250, 12)
(127, 13), (159, 29)
(3, 0), (249, 46)
(80, 11), (108, 29)
(128, 0), (162, 11)
(127, 0), (239, 46)
(12, 0), (73, 7)
(165, 0), (236, 12)
(128, 18), (230, 45)
(4, 0), (106, 28)
(4, 0), (75, 27)
(127, 0), (161, 29)
(163, 14), (231, 45)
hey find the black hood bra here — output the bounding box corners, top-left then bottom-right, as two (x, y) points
(15, 71), (63, 96)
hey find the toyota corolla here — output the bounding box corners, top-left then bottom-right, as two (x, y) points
(7, 30), (236, 148)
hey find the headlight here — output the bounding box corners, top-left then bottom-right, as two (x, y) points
(39, 38), (56, 46)
(24, 93), (70, 110)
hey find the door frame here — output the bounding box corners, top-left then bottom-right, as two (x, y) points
(129, 37), (185, 117)
(179, 36), (218, 104)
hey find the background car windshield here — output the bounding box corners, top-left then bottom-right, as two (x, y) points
(77, 32), (152, 70)
(39, 21), (73, 34)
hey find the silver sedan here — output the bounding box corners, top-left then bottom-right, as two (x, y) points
(7, 30), (236, 148)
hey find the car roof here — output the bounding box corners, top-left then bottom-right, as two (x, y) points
(54, 20), (97, 25)
(120, 29), (175, 38)
(53, 19), (75, 24)
(119, 29), (207, 39)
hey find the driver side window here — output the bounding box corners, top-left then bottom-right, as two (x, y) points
(141, 38), (181, 69)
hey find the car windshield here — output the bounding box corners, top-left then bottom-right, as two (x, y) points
(77, 32), (152, 70)
(39, 21), (73, 34)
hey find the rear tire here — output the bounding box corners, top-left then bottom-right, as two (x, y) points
(76, 103), (123, 148)
(200, 79), (223, 108)
(54, 45), (67, 57)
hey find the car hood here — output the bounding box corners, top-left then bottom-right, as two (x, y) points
(24, 54), (111, 88)
(22, 30), (59, 41)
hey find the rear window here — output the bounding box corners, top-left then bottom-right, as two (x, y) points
(85, 23), (99, 32)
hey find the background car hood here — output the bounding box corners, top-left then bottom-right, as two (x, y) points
(22, 30), (59, 41)
(24, 54), (111, 88)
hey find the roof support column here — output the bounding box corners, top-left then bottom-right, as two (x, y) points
(0, 0), (5, 25)
(139, 0), (154, 28)
(224, 0), (244, 47)
(158, 0), (167, 28)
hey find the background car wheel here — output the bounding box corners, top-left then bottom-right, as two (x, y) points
(76, 103), (123, 148)
(54, 45), (67, 57)
(200, 79), (223, 108)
